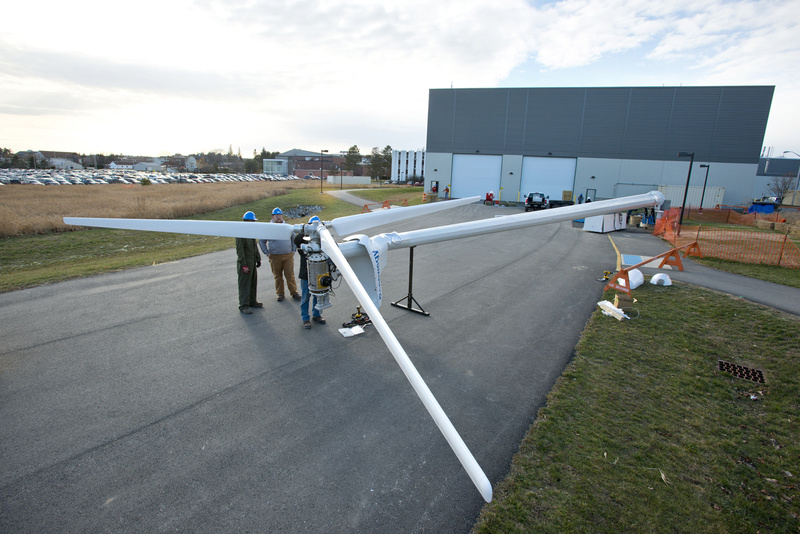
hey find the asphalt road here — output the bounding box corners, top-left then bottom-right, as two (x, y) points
(5, 201), (789, 532)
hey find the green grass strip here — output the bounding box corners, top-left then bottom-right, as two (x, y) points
(474, 281), (800, 533)
(0, 189), (419, 292)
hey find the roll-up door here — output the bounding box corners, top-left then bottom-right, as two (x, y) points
(519, 157), (576, 200)
(451, 155), (502, 199)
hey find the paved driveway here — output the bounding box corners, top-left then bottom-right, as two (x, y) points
(0, 203), (646, 532)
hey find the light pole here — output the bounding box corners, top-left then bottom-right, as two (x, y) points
(783, 151), (800, 206)
(677, 151), (695, 235)
(320, 149), (328, 193)
(339, 164), (343, 190)
(699, 164), (710, 213)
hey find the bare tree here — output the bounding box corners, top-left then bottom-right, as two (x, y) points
(767, 173), (797, 203)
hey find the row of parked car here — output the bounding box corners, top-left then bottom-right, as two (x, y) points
(384, 180), (422, 186)
(0, 169), (302, 185)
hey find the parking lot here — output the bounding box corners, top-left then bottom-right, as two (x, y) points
(0, 168), (302, 186)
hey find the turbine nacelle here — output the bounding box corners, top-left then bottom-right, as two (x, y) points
(298, 221), (340, 311)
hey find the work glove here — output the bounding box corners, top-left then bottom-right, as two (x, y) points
(242, 265), (250, 274)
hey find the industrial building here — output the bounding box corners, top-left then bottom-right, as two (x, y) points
(424, 86), (774, 207)
(391, 149), (426, 183)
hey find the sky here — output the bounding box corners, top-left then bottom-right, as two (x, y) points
(1, 0), (799, 159)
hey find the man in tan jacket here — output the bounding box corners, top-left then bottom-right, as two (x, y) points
(259, 207), (300, 302)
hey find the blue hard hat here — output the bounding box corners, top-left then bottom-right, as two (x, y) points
(272, 207), (283, 215)
(308, 216), (320, 224)
(243, 211), (257, 221)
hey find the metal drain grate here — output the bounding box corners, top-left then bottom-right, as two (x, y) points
(718, 360), (766, 383)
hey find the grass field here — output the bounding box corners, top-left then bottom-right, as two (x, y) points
(0, 186), (421, 292)
(0, 181), (317, 237)
(346, 186), (426, 206)
(473, 281), (800, 533)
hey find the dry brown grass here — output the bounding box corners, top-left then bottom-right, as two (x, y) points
(781, 209), (800, 225)
(0, 181), (316, 237)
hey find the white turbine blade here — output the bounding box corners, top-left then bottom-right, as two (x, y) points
(319, 227), (493, 502)
(63, 217), (294, 240)
(382, 191), (665, 249)
(328, 196), (480, 236)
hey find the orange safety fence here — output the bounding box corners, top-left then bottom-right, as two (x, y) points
(661, 206), (788, 226)
(654, 209), (800, 268)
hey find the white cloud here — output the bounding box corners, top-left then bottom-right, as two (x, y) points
(528, 0), (677, 68)
(1, 0), (798, 155)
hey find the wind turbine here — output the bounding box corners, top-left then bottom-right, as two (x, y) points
(65, 190), (664, 502)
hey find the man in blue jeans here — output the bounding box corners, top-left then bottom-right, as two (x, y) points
(294, 216), (326, 329)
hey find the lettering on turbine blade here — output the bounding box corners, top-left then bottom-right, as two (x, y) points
(372, 250), (381, 300)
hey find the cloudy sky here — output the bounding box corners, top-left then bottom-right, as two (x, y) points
(1, 0), (798, 158)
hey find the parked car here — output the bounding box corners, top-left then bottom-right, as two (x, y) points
(524, 192), (575, 210)
(524, 192), (549, 211)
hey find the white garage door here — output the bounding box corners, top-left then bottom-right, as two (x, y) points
(451, 155), (502, 199)
(520, 157), (576, 200)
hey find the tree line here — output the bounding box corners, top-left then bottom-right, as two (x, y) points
(0, 145), (395, 180)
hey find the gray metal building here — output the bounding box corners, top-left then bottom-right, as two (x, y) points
(425, 86), (774, 206)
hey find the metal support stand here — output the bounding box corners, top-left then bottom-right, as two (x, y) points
(391, 247), (429, 316)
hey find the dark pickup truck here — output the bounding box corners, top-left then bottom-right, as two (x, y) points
(524, 192), (574, 211)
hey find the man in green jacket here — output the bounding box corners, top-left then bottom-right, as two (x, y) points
(237, 211), (262, 314)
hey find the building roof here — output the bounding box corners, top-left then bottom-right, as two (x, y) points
(40, 151), (80, 160)
(758, 157), (800, 177)
(278, 149), (323, 158)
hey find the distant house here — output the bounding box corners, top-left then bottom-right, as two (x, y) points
(278, 149), (331, 177)
(263, 158), (288, 174)
(108, 160), (135, 170)
(15, 150), (46, 166)
(37, 151), (83, 169)
(107, 156), (164, 171)
(133, 160), (164, 172)
(277, 148), (364, 178)
(50, 158), (84, 170)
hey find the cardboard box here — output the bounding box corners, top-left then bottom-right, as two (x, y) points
(614, 293), (635, 309)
